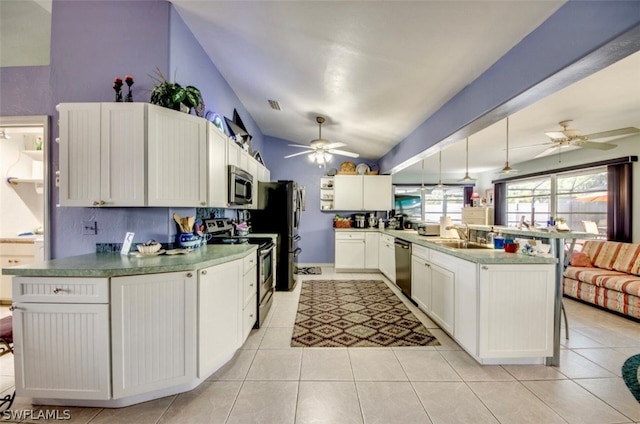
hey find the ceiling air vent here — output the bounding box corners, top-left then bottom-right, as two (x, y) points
(268, 99), (281, 111)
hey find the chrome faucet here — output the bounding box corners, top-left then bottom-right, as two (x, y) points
(446, 224), (469, 241)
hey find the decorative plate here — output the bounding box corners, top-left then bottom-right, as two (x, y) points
(326, 168), (337, 176)
(205, 111), (227, 135)
(356, 163), (370, 175)
(339, 161), (356, 173)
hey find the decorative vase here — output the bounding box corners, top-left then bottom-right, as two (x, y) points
(126, 89), (133, 102)
(177, 232), (200, 249)
(115, 91), (123, 102)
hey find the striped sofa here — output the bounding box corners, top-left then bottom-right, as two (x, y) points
(563, 240), (640, 319)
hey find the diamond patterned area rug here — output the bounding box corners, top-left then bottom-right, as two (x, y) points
(291, 280), (440, 347)
(294, 266), (322, 275)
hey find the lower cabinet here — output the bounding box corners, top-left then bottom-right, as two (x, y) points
(12, 277), (111, 400)
(111, 271), (197, 399)
(379, 234), (395, 282)
(0, 242), (35, 303)
(242, 253), (258, 340)
(365, 232), (380, 269)
(198, 259), (242, 378)
(335, 232), (366, 270)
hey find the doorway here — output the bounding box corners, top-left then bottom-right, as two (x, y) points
(0, 115), (50, 261)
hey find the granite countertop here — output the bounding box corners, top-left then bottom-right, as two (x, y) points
(1, 244), (257, 278)
(335, 228), (557, 265)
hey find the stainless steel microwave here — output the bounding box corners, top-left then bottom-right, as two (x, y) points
(229, 165), (253, 206)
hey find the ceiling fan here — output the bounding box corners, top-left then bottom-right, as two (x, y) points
(284, 116), (359, 165)
(531, 120), (639, 158)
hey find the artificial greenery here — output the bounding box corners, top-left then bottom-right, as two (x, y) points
(149, 67), (204, 115)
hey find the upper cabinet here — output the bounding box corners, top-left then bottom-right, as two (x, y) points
(332, 175), (392, 211)
(147, 104), (207, 207)
(58, 103), (269, 209)
(58, 103), (146, 207)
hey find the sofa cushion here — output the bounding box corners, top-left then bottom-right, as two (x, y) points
(564, 266), (620, 284)
(570, 252), (594, 268)
(591, 242), (624, 270)
(612, 243), (640, 275)
(594, 274), (640, 297)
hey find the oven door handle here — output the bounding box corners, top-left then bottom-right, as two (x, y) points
(259, 242), (275, 255)
(293, 235), (301, 242)
(293, 247), (302, 257)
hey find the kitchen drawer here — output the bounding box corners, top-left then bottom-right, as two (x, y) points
(429, 250), (458, 270)
(242, 292), (257, 339)
(412, 244), (430, 261)
(243, 252), (257, 274)
(13, 277), (109, 303)
(381, 234), (394, 244)
(243, 266), (257, 307)
(335, 232), (365, 240)
(462, 209), (486, 219)
(0, 242), (35, 256)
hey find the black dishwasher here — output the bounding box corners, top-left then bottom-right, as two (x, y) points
(394, 239), (412, 298)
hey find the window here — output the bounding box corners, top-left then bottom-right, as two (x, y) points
(556, 167), (607, 236)
(505, 177), (551, 227)
(394, 186), (465, 223)
(503, 167), (607, 232)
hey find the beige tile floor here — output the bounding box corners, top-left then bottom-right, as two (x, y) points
(1, 267), (640, 423)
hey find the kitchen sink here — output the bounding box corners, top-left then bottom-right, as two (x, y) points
(431, 240), (493, 249)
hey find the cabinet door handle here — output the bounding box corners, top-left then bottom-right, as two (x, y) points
(250, 283), (254, 287)
(186, 272), (193, 278)
(99, 200), (106, 205)
(53, 288), (64, 294)
(201, 270), (207, 275)
(9, 305), (17, 312)
(482, 266), (488, 270)
(424, 262), (430, 267)
(93, 200), (100, 206)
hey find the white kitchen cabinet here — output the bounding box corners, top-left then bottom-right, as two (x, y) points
(411, 253), (430, 313)
(257, 164), (270, 183)
(147, 104), (207, 207)
(363, 175), (392, 210)
(454, 259), (478, 355)
(227, 139), (241, 167)
(111, 270), (197, 399)
(207, 123), (229, 208)
(12, 277), (111, 400)
(461, 207), (494, 225)
(365, 232), (380, 269)
(0, 242), (35, 302)
(334, 232), (366, 270)
(58, 103), (146, 207)
(379, 234), (395, 283)
(198, 259), (242, 378)
(333, 175), (392, 211)
(333, 175), (364, 210)
(478, 263), (554, 359)
(429, 261), (455, 334)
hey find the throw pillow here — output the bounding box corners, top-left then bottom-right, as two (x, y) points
(571, 252), (594, 267)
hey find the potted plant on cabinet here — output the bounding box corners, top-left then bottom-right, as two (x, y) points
(149, 67), (205, 116)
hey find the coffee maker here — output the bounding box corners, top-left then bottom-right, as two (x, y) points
(353, 214), (366, 228)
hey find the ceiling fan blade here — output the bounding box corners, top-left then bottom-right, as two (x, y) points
(535, 145), (561, 158)
(509, 141), (555, 150)
(284, 150), (315, 159)
(578, 141), (617, 150)
(544, 131), (566, 140)
(328, 149), (359, 158)
(287, 144), (313, 149)
(585, 127), (640, 139)
(324, 142), (347, 149)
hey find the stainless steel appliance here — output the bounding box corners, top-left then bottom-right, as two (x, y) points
(353, 214), (366, 228)
(207, 231), (275, 328)
(228, 165), (253, 206)
(394, 238), (412, 298)
(250, 181), (303, 291)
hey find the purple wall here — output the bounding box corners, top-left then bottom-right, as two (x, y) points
(262, 136), (381, 264)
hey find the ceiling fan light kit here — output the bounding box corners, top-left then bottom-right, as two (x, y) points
(284, 115), (359, 164)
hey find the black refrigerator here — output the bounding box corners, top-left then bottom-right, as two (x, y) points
(250, 181), (302, 291)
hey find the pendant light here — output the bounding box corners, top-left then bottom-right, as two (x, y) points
(436, 150), (444, 187)
(459, 137), (475, 182)
(499, 117), (518, 174)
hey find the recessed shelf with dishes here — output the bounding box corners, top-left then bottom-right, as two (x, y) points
(320, 177), (335, 211)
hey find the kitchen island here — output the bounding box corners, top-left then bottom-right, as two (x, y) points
(2, 244), (258, 408)
(335, 228), (563, 366)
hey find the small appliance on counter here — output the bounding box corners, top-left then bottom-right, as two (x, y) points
(367, 213), (377, 228)
(353, 214), (366, 228)
(417, 222), (440, 236)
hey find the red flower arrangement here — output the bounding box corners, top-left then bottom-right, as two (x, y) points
(124, 75), (134, 102)
(113, 77), (123, 102)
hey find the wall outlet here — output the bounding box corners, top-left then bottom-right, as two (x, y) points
(82, 220), (97, 235)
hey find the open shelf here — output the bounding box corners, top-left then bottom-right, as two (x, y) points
(23, 150), (44, 161)
(7, 177), (44, 193)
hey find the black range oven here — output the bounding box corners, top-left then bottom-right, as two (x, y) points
(207, 235), (275, 328)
